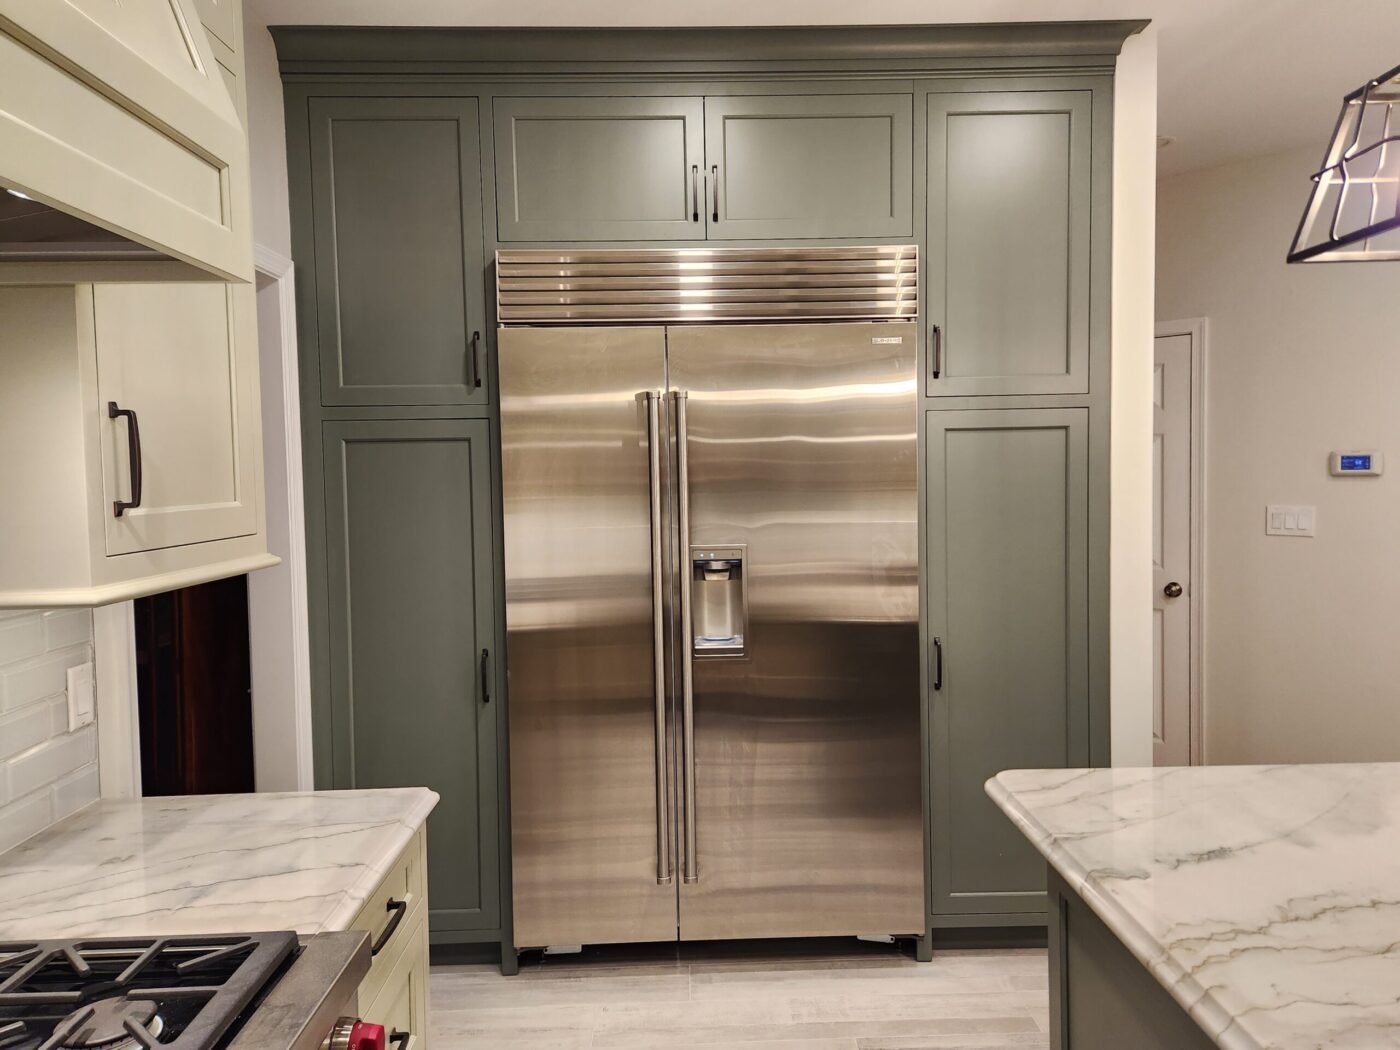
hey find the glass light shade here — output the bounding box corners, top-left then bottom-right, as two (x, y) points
(1288, 62), (1400, 263)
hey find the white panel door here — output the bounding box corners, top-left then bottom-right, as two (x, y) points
(1153, 332), (1194, 765)
(95, 283), (259, 556)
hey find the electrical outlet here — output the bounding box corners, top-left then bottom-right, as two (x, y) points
(1266, 504), (1316, 537)
(66, 661), (95, 731)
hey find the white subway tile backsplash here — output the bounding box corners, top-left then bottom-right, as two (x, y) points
(0, 789), (53, 855)
(52, 763), (100, 821)
(42, 610), (91, 652)
(6, 725), (96, 802)
(0, 611), (100, 852)
(0, 702), (55, 765)
(0, 616), (43, 665)
(1, 643), (91, 713)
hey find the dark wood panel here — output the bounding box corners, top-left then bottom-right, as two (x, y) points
(135, 576), (254, 796)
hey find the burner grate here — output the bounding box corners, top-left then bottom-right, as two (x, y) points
(0, 933), (297, 1050)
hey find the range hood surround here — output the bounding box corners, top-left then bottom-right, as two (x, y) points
(0, 0), (252, 283)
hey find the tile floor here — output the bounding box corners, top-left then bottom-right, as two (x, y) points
(431, 939), (1050, 1049)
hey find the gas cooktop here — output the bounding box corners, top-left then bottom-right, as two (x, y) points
(0, 932), (297, 1050)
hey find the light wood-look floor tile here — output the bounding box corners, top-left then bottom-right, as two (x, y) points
(431, 940), (1048, 1049)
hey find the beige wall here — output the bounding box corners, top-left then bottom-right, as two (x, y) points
(242, 9), (1159, 765)
(1158, 147), (1400, 763)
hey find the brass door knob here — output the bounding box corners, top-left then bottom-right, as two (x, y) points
(1163, 581), (1183, 598)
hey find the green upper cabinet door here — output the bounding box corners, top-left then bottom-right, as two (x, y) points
(493, 96), (706, 241)
(704, 94), (913, 240)
(926, 408), (1090, 921)
(926, 90), (1092, 396)
(308, 97), (489, 407)
(322, 418), (501, 934)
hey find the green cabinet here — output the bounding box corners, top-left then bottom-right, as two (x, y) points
(493, 96), (705, 241)
(492, 91), (913, 242)
(322, 419), (501, 934)
(926, 409), (1091, 921)
(926, 90), (1093, 396)
(704, 94), (913, 240)
(308, 97), (490, 407)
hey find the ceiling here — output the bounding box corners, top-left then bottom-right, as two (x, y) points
(247, 0), (1400, 176)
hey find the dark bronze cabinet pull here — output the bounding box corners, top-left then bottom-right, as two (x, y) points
(691, 164), (700, 223)
(930, 325), (943, 380)
(480, 648), (490, 704)
(389, 1031), (410, 1048)
(470, 331), (483, 389)
(370, 897), (407, 957)
(933, 637), (943, 691)
(710, 164), (720, 223)
(107, 401), (143, 518)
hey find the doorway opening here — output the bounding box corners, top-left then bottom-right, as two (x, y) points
(1152, 319), (1206, 765)
(134, 576), (255, 795)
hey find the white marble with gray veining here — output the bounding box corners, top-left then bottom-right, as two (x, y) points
(988, 763), (1400, 1050)
(0, 788), (437, 939)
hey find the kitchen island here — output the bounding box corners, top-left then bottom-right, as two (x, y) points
(0, 788), (438, 1044)
(989, 764), (1400, 1049)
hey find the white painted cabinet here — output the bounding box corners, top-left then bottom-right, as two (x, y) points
(94, 284), (261, 556)
(0, 0), (275, 606)
(352, 827), (432, 1049)
(0, 283), (274, 607)
(0, 0), (252, 283)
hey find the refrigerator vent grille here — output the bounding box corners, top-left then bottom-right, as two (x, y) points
(496, 246), (918, 324)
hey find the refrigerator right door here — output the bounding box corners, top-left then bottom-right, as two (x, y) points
(668, 321), (923, 940)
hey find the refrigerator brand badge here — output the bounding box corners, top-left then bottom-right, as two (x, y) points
(871, 336), (904, 344)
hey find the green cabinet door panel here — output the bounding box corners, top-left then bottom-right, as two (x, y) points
(927, 409), (1090, 918)
(493, 96), (706, 241)
(705, 94), (913, 240)
(926, 91), (1092, 395)
(322, 419), (500, 933)
(308, 97), (489, 407)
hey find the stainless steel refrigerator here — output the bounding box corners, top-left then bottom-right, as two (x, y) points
(498, 248), (922, 949)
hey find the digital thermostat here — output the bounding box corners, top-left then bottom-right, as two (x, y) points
(1329, 450), (1383, 476)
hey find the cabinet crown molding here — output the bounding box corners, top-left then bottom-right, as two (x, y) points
(272, 21), (1149, 75)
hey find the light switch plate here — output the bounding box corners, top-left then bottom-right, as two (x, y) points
(66, 661), (95, 731)
(1266, 504), (1316, 537)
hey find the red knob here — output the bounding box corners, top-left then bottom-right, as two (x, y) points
(348, 1021), (386, 1050)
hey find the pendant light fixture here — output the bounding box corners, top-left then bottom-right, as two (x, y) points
(1288, 63), (1400, 263)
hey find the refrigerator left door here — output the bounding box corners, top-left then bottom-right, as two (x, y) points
(500, 326), (679, 948)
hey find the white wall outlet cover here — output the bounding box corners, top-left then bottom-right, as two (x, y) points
(1266, 504), (1317, 538)
(66, 660), (96, 731)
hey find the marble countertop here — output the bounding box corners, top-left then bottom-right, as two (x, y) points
(989, 763), (1400, 1050)
(0, 788), (438, 939)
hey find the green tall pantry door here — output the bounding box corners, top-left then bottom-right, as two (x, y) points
(926, 409), (1091, 921)
(322, 419), (501, 934)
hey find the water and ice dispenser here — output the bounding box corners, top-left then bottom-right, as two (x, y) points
(689, 546), (747, 657)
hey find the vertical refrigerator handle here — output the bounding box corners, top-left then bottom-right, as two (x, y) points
(645, 392), (672, 885)
(673, 389), (698, 884)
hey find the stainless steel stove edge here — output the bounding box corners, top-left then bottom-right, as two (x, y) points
(225, 931), (370, 1050)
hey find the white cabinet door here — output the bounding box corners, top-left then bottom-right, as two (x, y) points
(94, 283), (259, 555)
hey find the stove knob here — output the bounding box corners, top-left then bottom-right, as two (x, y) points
(322, 1017), (387, 1050)
(349, 1021), (387, 1050)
